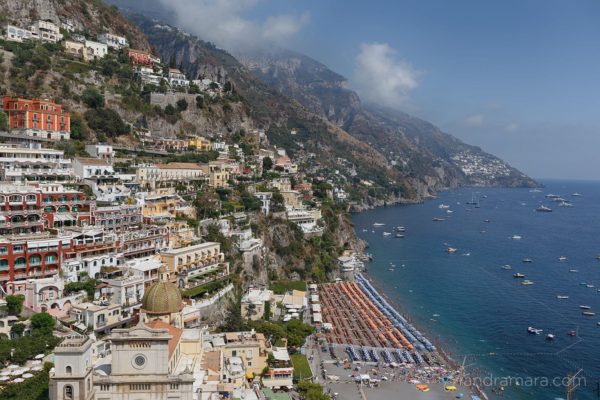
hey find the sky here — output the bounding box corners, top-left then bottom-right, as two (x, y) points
(151, 0), (600, 180)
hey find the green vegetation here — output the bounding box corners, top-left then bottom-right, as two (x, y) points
(84, 108), (130, 137)
(82, 87), (105, 108)
(291, 353), (312, 380)
(269, 280), (307, 294)
(297, 381), (331, 400)
(250, 319), (314, 348)
(182, 278), (230, 299)
(5, 294), (25, 316)
(0, 362), (53, 400)
(64, 279), (99, 299)
(30, 312), (55, 335)
(0, 111), (8, 131)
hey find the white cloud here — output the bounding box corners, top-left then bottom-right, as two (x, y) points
(465, 114), (485, 127)
(505, 122), (518, 132)
(157, 0), (310, 51)
(351, 42), (419, 108)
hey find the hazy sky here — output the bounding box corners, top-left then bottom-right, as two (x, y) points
(149, 0), (600, 180)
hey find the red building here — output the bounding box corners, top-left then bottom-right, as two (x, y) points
(38, 184), (93, 228)
(127, 48), (153, 66)
(0, 186), (44, 236)
(2, 96), (70, 140)
(0, 236), (73, 283)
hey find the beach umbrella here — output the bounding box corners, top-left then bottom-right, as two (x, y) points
(22, 373), (33, 379)
(31, 360), (42, 365)
(12, 378), (24, 383)
(31, 366), (43, 372)
(7, 365), (19, 369)
(10, 370), (22, 376)
(34, 354), (44, 360)
(0, 371), (11, 376)
(19, 367), (30, 372)
(0, 376), (10, 382)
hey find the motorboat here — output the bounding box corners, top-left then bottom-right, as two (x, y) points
(373, 222), (385, 227)
(484, 219), (491, 223)
(513, 273), (525, 278)
(530, 188), (542, 193)
(522, 258), (533, 263)
(521, 280), (534, 286)
(546, 334), (555, 340)
(447, 209), (453, 214)
(536, 205), (552, 212)
(569, 269), (578, 273)
(501, 265), (512, 270)
(446, 247), (458, 253)
(579, 305), (592, 310)
(383, 232), (392, 236)
(545, 194), (560, 199)
(438, 204), (450, 209)
(559, 201), (573, 208)
(558, 256), (567, 262)
(395, 234), (405, 238)
(582, 311), (596, 316)
(395, 226), (406, 232)
(587, 284), (595, 288)
(511, 235), (522, 240)
(568, 331), (577, 337)
(557, 295), (569, 299)
(527, 327), (543, 334)
(572, 192), (582, 197)
(433, 217), (445, 222)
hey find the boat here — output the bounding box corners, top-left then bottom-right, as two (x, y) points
(511, 235), (522, 240)
(587, 284), (595, 288)
(446, 247), (458, 253)
(527, 327), (543, 334)
(466, 192), (479, 205)
(522, 258), (533, 263)
(597, 322), (600, 327)
(432, 217), (445, 222)
(546, 334), (555, 340)
(572, 192), (582, 197)
(395, 226), (406, 232)
(569, 269), (578, 273)
(557, 295), (569, 299)
(395, 234), (405, 238)
(383, 232), (391, 236)
(580, 282), (588, 286)
(521, 280), (534, 286)
(513, 273), (525, 278)
(484, 219), (491, 223)
(582, 311), (596, 316)
(462, 252), (471, 256)
(447, 209), (453, 214)
(559, 201), (573, 208)
(530, 188), (542, 193)
(500, 265), (512, 270)
(373, 222), (385, 227)
(361, 229), (368, 232)
(438, 204), (450, 209)
(568, 331), (577, 336)
(545, 194), (560, 199)
(558, 256), (567, 262)
(579, 305), (592, 310)
(536, 205), (552, 212)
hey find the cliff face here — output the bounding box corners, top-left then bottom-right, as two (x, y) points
(0, 0), (150, 51)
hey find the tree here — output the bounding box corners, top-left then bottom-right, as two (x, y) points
(195, 95), (204, 109)
(0, 111), (8, 131)
(31, 312), (55, 334)
(165, 104), (177, 115)
(70, 113), (88, 141)
(84, 108), (130, 137)
(297, 382), (331, 400)
(176, 98), (188, 112)
(10, 323), (25, 337)
(5, 295), (24, 316)
(81, 87), (105, 109)
(262, 157), (273, 172)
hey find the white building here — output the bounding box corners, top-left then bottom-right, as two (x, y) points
(0, 143), (73, 182)
(84, 40), (108, 60)
(29, 20), (63, 43)
(73, 158), (115, 180)
(97, 32), (129, 49)
(3, 24), (33, 42)
(84, 144), (115, 161)
(168, 68), (190, 87)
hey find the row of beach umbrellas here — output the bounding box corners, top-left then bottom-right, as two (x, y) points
(0, 355), (45, 383)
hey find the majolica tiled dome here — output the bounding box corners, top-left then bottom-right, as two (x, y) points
(141, 281), (183, 315)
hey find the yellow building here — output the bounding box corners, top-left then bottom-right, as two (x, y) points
(220, 331), (270, 376)
(136, 163), (205, 189)
(187, 136), (212, 151)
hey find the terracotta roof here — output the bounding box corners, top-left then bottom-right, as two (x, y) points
(146, 319), (182, 359)
(75, 157), (111, 166)
(203, 350), (221, 375)
(155, 163), (203, 170)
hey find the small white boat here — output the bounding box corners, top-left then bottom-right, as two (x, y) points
(462, 252), (471, 256)
(383, 232), (391, 236)
(501, 265), (512, 270)
(514, 273), (525, 278)
(530, 188), (542, 193)
(559, 201), (573, 208)
(446, 247), (458, 253)
(447, 209), (453, 214)
(582, 311), (596, 316)
(361, 229), (368, 232)
(569, 269), (579, 273)
(546, 334), (555, 340)
(558, 256), (567, 262)
(395, 226), (406, 232)
(557, 295), (569, 299)
(373, 222), (385, 227)
(511, 235), (522, 240)
(395, 233), (405, 238)
(579, 305), (592, 310)
(527, 326), (543, 334)
(522, 258), (533, 263)
(587, 284), (595, 288)
(572, 192), (582, 197)
(438, 204), (450, 209)
(536, 205), (553, 212)
(521, 280), (534, 286)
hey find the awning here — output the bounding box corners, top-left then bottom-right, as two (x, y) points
(53, 214), (76, 222)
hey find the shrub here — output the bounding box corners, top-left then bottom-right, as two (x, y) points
(81, 87), (105, 109)
(84, 108), (130, 137)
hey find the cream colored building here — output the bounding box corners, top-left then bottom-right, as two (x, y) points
(160, 242), (228, 289)
(199, 160), (234, 188)
(136, 163), (205, 189)
(241, 288), (273, 321)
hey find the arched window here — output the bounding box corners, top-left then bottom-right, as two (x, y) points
(64, 384), (73, 399)
(66, 366), (72, 374)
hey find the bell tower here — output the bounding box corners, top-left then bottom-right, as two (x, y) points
(49, 335), (95, 400)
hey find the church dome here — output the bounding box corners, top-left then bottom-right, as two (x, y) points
(142, 281), (183, 315)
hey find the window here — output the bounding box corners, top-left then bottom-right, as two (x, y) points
(66, 366), (72, 374)
(100, 384), (110, 391)
(64, 385), (73, 399)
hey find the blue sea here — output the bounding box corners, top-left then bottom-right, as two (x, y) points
(351, 180), (600, 399)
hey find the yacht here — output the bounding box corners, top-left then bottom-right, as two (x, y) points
(511, 235), (522, 240)
(395, 233), (405, 238)
(582, 311), (596, 316)
(500, 265), (512, 270)
(373, 222), (385, 227)
(546, 334), (555, 340)
(513, 273), (526, 278)
(438, 204), (450, 209)
(527, 327), (543, 334)
(521, 280), (534, 286)
(579, 305), (592, 310)
(558, 256), (567, 262)
(395, 226), (406, 232)
(446, 247), (458, 253)
(559, 201), (573, 208)
(536, 205), (553, 212)
(557, 295), (569, 299)
(433, 217), (445, 222)
(522, 258), (533, 263)
(383, 232), (392, 236)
